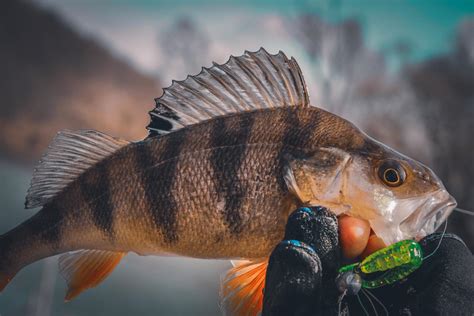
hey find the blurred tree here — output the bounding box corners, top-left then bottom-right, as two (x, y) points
(294, 13), (431, 163)
(407, 18), (474, 251)
(159, 16), (210, 80)
(296, 15), (369, 112)
(391, 38), (415, 65)
(456, 19), (474, 65)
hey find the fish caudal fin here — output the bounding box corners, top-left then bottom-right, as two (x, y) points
(59, 250), (126, 301)
(220, 259), (268, 316)
(0, 270), (16, 293)
(0, 234), (17, 293)
(0, 275), (11, 292)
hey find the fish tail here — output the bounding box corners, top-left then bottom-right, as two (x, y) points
(0, 232), (19, 292)
(0, 207), (62, 293)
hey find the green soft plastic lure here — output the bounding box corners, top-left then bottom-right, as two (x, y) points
(336, 240), (423, 294)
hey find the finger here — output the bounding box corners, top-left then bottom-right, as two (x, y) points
(338, 215), (371, 260)
(262, 240), (322, 316)
(360, 234), (386, 260)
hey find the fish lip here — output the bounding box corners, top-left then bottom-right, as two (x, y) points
(400, 191), (457, 240)
(416, 198), (456, 237)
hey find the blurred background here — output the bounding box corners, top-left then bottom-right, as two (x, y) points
(0, 0), (473, 315)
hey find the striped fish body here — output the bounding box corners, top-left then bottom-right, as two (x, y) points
(7, 106), (360, 270)
(0, 49), (366, 308)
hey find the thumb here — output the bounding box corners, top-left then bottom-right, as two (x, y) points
(284, 206), (340, 276)
(262, 239), (323, 315)
(284, 206), (342, 315)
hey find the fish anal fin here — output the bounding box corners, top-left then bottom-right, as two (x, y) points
(59, 250), (126, 301)
(221, 258), (268, 316)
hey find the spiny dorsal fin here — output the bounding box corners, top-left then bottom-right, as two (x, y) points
(25, 130), (129, 209)
(147, 48), (310, 136)
(59, 249), (126, 301)
(220, 259), (268, 316)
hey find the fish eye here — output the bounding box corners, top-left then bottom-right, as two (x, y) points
(378, 160), (406, 187)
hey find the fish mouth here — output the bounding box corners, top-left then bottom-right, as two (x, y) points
(338, 191), (456, 260)
(400, 190), (457, 241)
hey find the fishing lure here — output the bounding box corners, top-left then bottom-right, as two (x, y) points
(336, 239), (423, 294)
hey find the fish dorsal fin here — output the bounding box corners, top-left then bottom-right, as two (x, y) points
(59, 249), (127, 301)
(220, 259), (268, 316)
(25, 130), (129, 209)
(147, 48), (310, 136)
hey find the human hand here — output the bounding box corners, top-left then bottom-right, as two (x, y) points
(262, 206), (474, 315)
(262, 206), (344, 315)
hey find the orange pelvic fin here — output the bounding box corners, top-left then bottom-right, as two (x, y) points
(59, 249), (126, 301)
(220, 258), (268, 316)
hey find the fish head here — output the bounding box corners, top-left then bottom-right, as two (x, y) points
(342, 138), (457, 245)
(285, 137), (456, 246)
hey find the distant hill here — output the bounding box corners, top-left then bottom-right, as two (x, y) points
(0, 0), (160, 163)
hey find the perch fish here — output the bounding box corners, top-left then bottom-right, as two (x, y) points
(0, 48), (456, 315)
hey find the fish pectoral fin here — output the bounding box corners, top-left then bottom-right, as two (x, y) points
(220, 258), (268, 316)
(59, 249), (127, 301)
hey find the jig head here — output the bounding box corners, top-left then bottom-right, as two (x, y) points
(336, 239), (423, 295)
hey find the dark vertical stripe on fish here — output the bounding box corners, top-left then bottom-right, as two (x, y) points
(210, 114), (255, 235)
(79, 162), (114, 238)
(28, 202), (64, 249)
(136, 132), (186, 243)
(277, 108), (316, 191)
(43, 202), (64, 246)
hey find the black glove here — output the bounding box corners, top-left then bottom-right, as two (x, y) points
(262, 206), (345, 315)
(262, 206), (474, 316)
